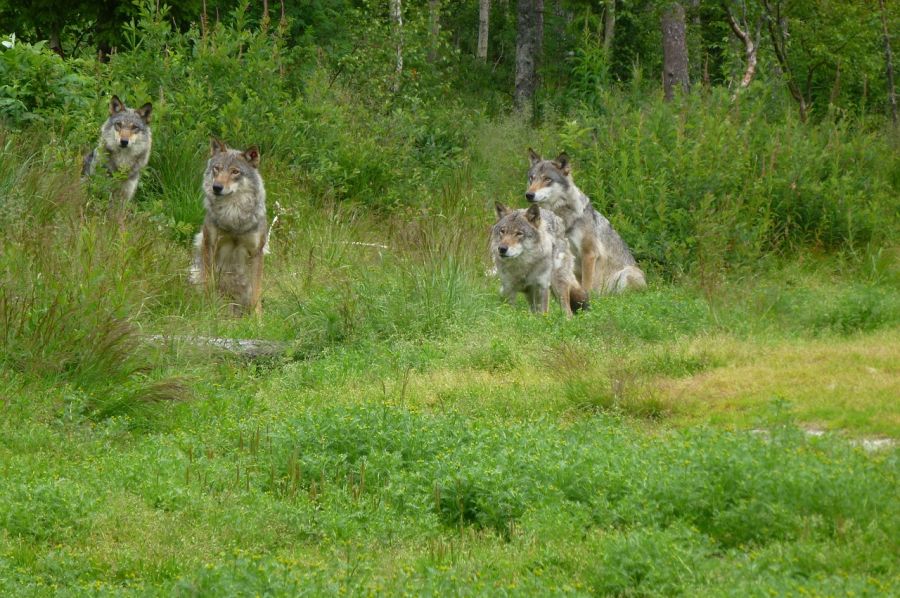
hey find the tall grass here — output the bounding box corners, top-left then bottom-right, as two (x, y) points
(0, 137), (189, 413)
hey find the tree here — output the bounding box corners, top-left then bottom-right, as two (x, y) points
(478, 0), (490, 60)
(760, 0), (807, 120)
(429, 0), (441, 62)
(515, 0), (543, 111)
(390, 0), (403, 92)
(878, 0), (898, 125)
(723, 0), (761, 92)
(603, 0), (615, 54)
(661, 2), (689, 100)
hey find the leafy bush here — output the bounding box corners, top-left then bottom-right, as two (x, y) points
(0, 35), (92, 127)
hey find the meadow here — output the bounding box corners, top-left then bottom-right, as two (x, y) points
(1, 4), (899, 596)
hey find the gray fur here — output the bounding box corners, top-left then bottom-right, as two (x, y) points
(82, 95), (152, 205)
(191, 139), (268, 316)
(490, 203), (586, 317)
(526, 149), (646, 294)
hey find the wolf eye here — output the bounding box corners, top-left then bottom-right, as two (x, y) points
(212, 166), (220, 174)
(230, 168), (240, 176)
(543, 176), (551, 183)
(516, 231), (524, 237)
(499, 228), (506, 234)
(114, 122), (122, 130)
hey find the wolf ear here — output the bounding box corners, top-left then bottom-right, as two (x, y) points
(109, 95), (125, 114)
(554, 152), (571, 176)
(242, 145), (260, 168)
(136, 102), (152, 123)
(210, 137), (227, 155)
(494, 202), (512, 220)
(528, 147), (542, 166)
(525, 203), (541, 228)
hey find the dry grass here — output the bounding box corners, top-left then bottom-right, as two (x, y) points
(658, 329), (900, 437)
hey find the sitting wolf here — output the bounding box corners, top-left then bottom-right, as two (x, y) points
(190, 138), (268, 316)
(82, 95), (153, 206)
(526, 149), (646, 295)
(491, 202), (588, 317)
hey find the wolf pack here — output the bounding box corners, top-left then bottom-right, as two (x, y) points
(84, 95), (645, 317)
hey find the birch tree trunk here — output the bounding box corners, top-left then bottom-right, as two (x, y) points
(725, 6), (760, 92)
(661, 2), (689, 101)
(391, 0), (403, 93)
(478, 0), (490, 61)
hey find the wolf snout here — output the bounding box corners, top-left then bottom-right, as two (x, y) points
(525, 192), (536, 202)
(119, 139), (129, 148)
(498, 245), (509, 256)
(212, 184), (224, 195)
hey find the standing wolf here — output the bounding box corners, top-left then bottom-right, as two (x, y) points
(491, 202), (588, 316)
(82, 95), (153, 206)
(526, 149), (646, 294)
(190, 138), (268, 316)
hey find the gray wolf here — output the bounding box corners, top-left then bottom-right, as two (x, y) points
(190, 138), (268, 316)
(82, 95), (153, 206)
(491, 202), (588, 316)
(526, 149), (646, 294)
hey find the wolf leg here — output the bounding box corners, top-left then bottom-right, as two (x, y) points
(249, 242), (265, 317)
(558, 284), (572, 317)
(530, 286), (550, 314)
(200, 225), (216, 290)
(120, 176), (139, 203)
(580, 247), (598, 294)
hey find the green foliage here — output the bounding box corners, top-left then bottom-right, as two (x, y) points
(0, 35), (92, 127)
(0, 3), (899, 595)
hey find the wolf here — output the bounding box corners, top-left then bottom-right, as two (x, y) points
(82, 95), (153, 206)
(526, 149), (646, 295)
(491, 202), (588, 317)
(190, 138), (268, 316)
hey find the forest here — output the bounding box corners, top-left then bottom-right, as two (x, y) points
(0, 0), (898, 595)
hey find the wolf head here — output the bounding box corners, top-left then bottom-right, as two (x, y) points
(491, 202), (544, 259)
(204, 137), (262, 198)
(525, 148), (572, 210)
(101, 95), (152, 151)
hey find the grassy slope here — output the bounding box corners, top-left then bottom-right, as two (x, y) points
(0, 130), (899, 595)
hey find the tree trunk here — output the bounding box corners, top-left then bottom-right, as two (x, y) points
(603, 0), (616, 54)
(879, 0), (898, 126)
(428, 0), (441, 62)
(390, 0), (403, 92)
(725, 8), (759, 91)
(49, 28), (63, 57)
(661, 2), (689, 101)
(478, 0), (490, 60)
(515, 0), (541, 111)
(762, 0), (807, 122)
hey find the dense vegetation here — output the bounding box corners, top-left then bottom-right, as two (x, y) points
(1, 0), (898, 595)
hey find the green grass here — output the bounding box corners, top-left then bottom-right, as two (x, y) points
(1, 112), (899, 596)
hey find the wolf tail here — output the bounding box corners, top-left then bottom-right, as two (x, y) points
(611, 266), (647, 293)
(570, 284), (590, 313)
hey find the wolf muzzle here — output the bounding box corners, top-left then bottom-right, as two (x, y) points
(525, 192), (536, 202)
